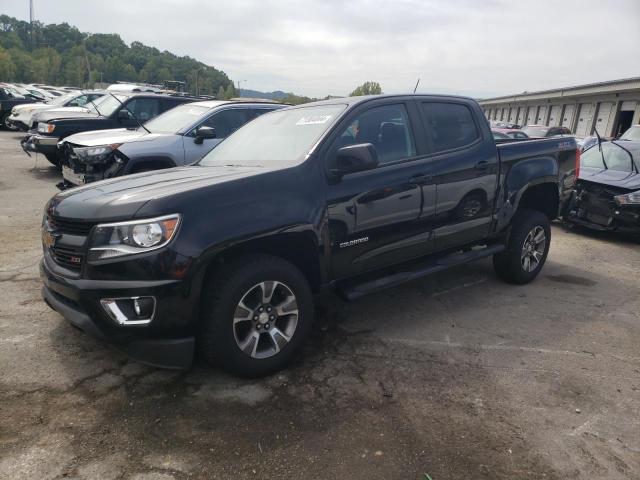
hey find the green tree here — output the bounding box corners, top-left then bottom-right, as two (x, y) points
(224, 84), (236, 99)
(216, 86), (225, 99)
(349, 81), (382, 96)
(0, 46), (16, 81)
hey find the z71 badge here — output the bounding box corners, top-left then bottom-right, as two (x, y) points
(339, 237), (369, 249)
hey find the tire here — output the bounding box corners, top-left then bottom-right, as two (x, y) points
(1, 112), (17, 131)
(199, 254), (314, 377)
(493, 209), (551, 284)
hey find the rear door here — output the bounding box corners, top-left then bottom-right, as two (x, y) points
(326, 99), (437, 279)
(417, 100), (499, 250)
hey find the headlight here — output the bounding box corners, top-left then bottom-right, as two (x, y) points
(37, 123), (55, 134)
(74, 144), (122, 163)
(88, 214), (181, 261)
(614, 190), (640, 206)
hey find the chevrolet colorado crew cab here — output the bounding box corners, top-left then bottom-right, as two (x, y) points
(40, 94), (579, 377)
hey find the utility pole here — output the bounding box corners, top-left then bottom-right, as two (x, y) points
(29, 0), (34, 48)
(237, 79), (247, 96)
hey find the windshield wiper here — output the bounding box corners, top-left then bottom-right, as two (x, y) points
(82, 90), (102, 117)
(594, 128), (608, 170)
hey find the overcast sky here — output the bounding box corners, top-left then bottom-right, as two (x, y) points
(4, 0), (640, 98)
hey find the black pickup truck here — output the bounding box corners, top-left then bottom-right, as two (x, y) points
(40, 94), (578, 376)
(21, 92), (197, 166)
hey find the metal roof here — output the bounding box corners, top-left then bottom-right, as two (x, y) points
(479, 77), (640, 105)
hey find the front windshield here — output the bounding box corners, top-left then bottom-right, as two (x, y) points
(144, 104), (210, 134)
(620, 126), (640, 141)
(522, 126), (549, 137)
(49, 92), (76, 106)
(88, 94), (127, 116)
(199, 104), (346, 167)
(5, 86), (25, 99)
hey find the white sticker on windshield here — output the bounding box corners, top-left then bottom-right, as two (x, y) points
(296, 115), (332, 126)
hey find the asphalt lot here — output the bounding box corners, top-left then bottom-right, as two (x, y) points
(0, 130), (639, 480)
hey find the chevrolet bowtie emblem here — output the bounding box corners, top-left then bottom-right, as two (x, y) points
(42, 229), (60, 248)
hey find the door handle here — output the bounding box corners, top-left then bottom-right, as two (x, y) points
(408, 174), (433, 185)
(475, 160), (490, 170)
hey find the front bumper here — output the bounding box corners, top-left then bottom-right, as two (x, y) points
(21, 134), (60, 156)
(7, 117), (30, 131)
(40, 259), (196, 369)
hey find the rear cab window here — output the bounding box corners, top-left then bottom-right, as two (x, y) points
(420, 102), (480, 153)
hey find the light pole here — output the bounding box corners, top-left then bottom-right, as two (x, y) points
(195, 66), (207, 96)
(83, 34), (93, 87)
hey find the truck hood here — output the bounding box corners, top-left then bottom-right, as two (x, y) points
(579, 167), (640, 191)
(64, 128), (166, 147)
(49, 165), (272, 220)
(12, 102), (48, 113)
(34, 107), (96, 123)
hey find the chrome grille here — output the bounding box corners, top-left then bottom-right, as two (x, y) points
(48, 216), (95, 236)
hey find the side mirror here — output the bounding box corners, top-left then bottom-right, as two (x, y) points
(194, 126), (217, 144)
(117, 109), (131, 121)
(332, 143), (378, 178)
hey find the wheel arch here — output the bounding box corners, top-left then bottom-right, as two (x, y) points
(199, 231), (324, 295)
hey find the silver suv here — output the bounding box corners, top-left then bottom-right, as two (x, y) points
(58, 100), (285, 187)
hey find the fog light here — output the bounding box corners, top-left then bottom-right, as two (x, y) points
(100, 296), (156, 325)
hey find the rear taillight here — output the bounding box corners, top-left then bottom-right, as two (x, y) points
(574, 148), (580, 182)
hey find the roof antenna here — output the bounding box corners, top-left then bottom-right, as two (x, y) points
(413, 78), (420, 94)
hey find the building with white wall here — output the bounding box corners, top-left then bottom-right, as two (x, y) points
(479, 77), (640, 137)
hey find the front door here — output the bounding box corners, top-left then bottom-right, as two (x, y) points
(417, 100), (499, 250)
(326, 101), (437, 279)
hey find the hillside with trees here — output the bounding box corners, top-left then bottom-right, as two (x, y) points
(0, 15), (236, 97)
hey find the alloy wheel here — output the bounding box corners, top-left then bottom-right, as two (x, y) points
(232, 281), (299, 359)
(521, 225), (546, 272)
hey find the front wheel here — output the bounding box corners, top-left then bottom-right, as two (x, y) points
(493, 209), (551, 284)
(1, 112), (17, 131)
(199, 254), (314, 377)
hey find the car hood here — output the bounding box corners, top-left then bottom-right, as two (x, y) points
(63, 128), (166, 147)
(48, 165), (274, 220)
(13, 102), (48, 113)
(579, 167), (640, 191)
(34, 107), (96, 122)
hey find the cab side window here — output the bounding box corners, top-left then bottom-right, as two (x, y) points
(421, 102), (480, 153)
(332, 104), (416, 166)
(120, 98), (161, 122)
(199, 109), (251, 138)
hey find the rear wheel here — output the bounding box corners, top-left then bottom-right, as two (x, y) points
(493, 209), (550, 284)
(199, 254), (314, 377)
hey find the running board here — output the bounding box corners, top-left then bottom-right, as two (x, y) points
(337, 244), (505, 301)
